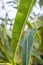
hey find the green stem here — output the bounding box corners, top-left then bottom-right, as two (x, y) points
(27, 21), (34, 29)
(40, 26), (43, 53)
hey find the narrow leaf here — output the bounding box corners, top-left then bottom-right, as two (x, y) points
(11, 0), (36, 54)
(21, 29), (37, 65)
(0, 42), (13, 63)
(32, 50), (43, 64)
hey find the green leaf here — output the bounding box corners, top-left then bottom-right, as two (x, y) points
(0, 25), (13, 63)
(11, 0), (36, 54)
(34, 58), (38, 65)
(32, 50), (43, 64)
(0, 51), (10, 63)
(0, 59), (8, 63)
(5, 28), (12, 38)
(0, 24), (11, 49)
(39, 0), (43, 7)
(0, 41), (13, 64)
(0, 58), (9, 63)
(32, 50), (41, 60)
(21, 29), (37, 65)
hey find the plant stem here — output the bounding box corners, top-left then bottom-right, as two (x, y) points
(40, 26), (43, 53)
(27, 21), (34, 29)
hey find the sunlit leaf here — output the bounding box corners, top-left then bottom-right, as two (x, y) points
(11, 0), (36, 55)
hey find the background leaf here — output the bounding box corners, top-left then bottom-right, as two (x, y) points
(21, 29), (37, 65)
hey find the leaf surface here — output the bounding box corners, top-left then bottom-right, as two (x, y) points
(11, 0), (36, 55)
(21, 29), (37, 65)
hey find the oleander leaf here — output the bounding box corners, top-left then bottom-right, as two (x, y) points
(32, 50), (41, 60)
(21, 29), (37, 65)
(11, 0), (36, 55)
(32, 50), (43, 64)
(0, 50), (11, 63)
(0, 39), (13, 63)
